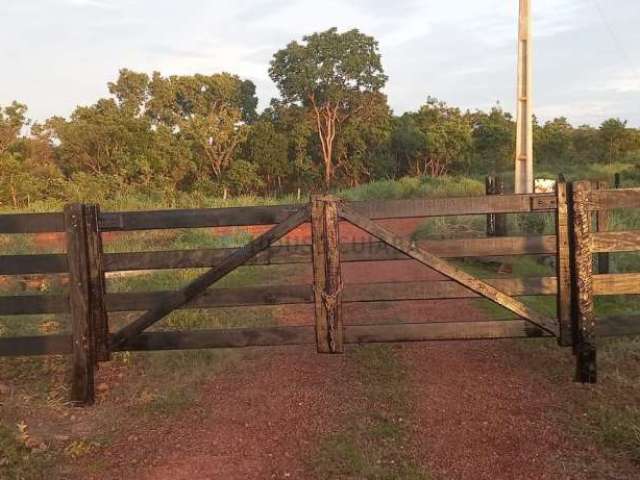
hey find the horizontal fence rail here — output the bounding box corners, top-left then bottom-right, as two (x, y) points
(3, 317), (639, 358)
(1, 180), (640, 404)
(3, 230), (639, 277)
(1, 193), (558, 234)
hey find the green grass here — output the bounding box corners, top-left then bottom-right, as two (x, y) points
(470, 250), (640, 465)
(311, 345), (430, 480)
(338, 175), (484, 202)
(0, 423), (57, 480)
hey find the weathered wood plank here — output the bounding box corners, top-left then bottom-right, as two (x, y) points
(85, 205), (109, 363)
(2, 316), (638, 357)
(595, 181), (611, 274)
(311, 198), (328, 352)
(99, 204), (302, 231)
(323, 199), (344, 352)
(349, 194), (556, 218)
(486, 175), (507, 237)
(594, 273), (640, 295)
(592, 231), (640, 253)
(556, 178), (573, 346)
(65, 204), (95, 405)
(3, 273), (638, 317)
(0, 277), (557, 316)
(0, 193), (556, 235)
(0, 212), (64, 233)
(592, 188), (640, 211)
(0, 254), (68, 275)
(0, 334), (72, 356)
(569, 181), (597, 383)
(339, 204), (559, 336)
(110, 205), (311, 347)
(103, 278), (557, 312)
(0, 295), (70, 315)
(96, 194), (557, 232)
(102, 235), (558, 272)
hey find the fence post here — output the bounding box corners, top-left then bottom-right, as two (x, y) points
(594, 181), (611, 274)
(84, 204), (110, 363)
(555, 176), (572, 347)
(64, 204), (96, 405)
(486, 175), (507, 237)
(568, 181), (597, 383)
(311, 196), (344, 353)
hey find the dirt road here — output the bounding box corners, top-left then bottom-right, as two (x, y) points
(68, 258), (639, 479)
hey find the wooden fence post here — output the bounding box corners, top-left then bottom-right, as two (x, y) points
(64, 204), (96, 405)
(555, 176), (572, 346)
(614, 172), (621, 189)
(568, 181), (597, 383)
(594, 181), (611, 274)
(486, 175), (507, 237)
(311, 196), (344, 353)
(84, 204), (110, 363)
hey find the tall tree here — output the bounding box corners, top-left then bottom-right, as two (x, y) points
(146, 72), (256, 180)
(0, 101), (28, 155)
(599, 118), (633, 165)
(243, 117), (290, 194)
(535, 117), (574, 166)
(269, 27), (387, 188)
(469, 106), (514, 174)
(412, 98), (473, 177)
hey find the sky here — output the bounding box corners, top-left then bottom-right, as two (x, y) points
(2, 0), (640, 127)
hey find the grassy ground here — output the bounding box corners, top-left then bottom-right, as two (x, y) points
(311, 345), (429, 480)
(466, 253), (640, 466)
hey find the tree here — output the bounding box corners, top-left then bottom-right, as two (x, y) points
(535, 117), (574, 167)
(0, 101), (28, 155)
(412, 98), (473, 177)
(470, 106), (514, 174)
(107, 69), (150, 117)
(146, 72), (256, 180)
(243, 118), (290, 194)
(269, 27), (387, 188)
(599, 118), (633, 164)
(44, 98), (155, 178)
(333, 91), (393, 186)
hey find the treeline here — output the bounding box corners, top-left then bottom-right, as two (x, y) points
(1, 28), (640, 208)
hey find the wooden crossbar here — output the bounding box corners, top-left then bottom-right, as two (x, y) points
(110, 205), (310, 347)
(339, 204), (559, 336)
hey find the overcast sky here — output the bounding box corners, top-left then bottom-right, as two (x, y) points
(2, 0), (639, 126)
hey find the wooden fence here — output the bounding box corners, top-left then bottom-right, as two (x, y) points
(1, 179), (640, 404)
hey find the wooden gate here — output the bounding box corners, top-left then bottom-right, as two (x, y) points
(1, 179), (640, 405)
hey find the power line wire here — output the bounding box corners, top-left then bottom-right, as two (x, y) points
(590, 0), (640, 82)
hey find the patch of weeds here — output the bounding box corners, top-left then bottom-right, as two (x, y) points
(64, 438), (102, 460)
(577, 404), (640, 464)
(141, 386), (197, 417)
(0, 423), (57, 480)
(312, 345), (430, 480)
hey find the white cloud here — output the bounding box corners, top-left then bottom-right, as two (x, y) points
(1, 0), (639, 127)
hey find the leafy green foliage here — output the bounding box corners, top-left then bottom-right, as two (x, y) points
(1, 27), (640, 208)
(269, 27), (389, 188)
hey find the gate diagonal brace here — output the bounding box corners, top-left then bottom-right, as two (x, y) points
(339, 204), (559, 337)
(112, 205), (311, 348)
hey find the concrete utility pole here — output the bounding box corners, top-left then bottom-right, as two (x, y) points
(515, 0), (534, 194)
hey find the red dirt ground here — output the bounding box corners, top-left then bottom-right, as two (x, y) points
(64, 256), (640, 480)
